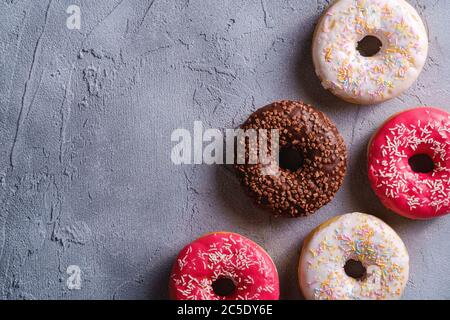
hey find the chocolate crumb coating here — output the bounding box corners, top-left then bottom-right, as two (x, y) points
(234, 100), (347, 218)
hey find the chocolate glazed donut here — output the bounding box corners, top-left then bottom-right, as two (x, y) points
(235, 101), (347, 217)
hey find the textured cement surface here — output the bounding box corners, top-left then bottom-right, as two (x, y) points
(0, 0), (449, 300)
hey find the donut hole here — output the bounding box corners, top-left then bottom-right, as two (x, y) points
(279, 148), (304, 172)
(409, 154), (435, 173)
(357, 36), (383, 57)
(212, 277), (237, 297)
(344, 259), (367, 280)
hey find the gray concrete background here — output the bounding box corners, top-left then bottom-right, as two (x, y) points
(0, 0), (449, 300)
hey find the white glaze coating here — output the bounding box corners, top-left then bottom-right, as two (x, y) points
(299, 212), (409, 300)
(313, 0), (428, 104)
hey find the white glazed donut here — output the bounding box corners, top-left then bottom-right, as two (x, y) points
(298, 212), (409, 300)
(312, 0), (428, 104)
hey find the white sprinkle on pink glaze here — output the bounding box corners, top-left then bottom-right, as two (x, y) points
(368, 107), (450, 219)
(169, 232), (279, 300)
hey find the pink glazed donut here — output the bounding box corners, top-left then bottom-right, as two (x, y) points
(169, 232), (279, 300)
(368, 107), (450, 219)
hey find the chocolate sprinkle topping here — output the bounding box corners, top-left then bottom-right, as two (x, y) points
(235, 101), (347, 218)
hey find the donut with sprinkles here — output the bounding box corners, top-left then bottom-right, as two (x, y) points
(235, 101), (347, 218)
(169, 232), (279, 300)
(368, 107), (450, 220)
(312, 0), (428, 104)
(299, 212), (409, 300)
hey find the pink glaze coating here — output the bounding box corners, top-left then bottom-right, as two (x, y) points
(368, 107), (450, 219)
(169, 232), (279, 300)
